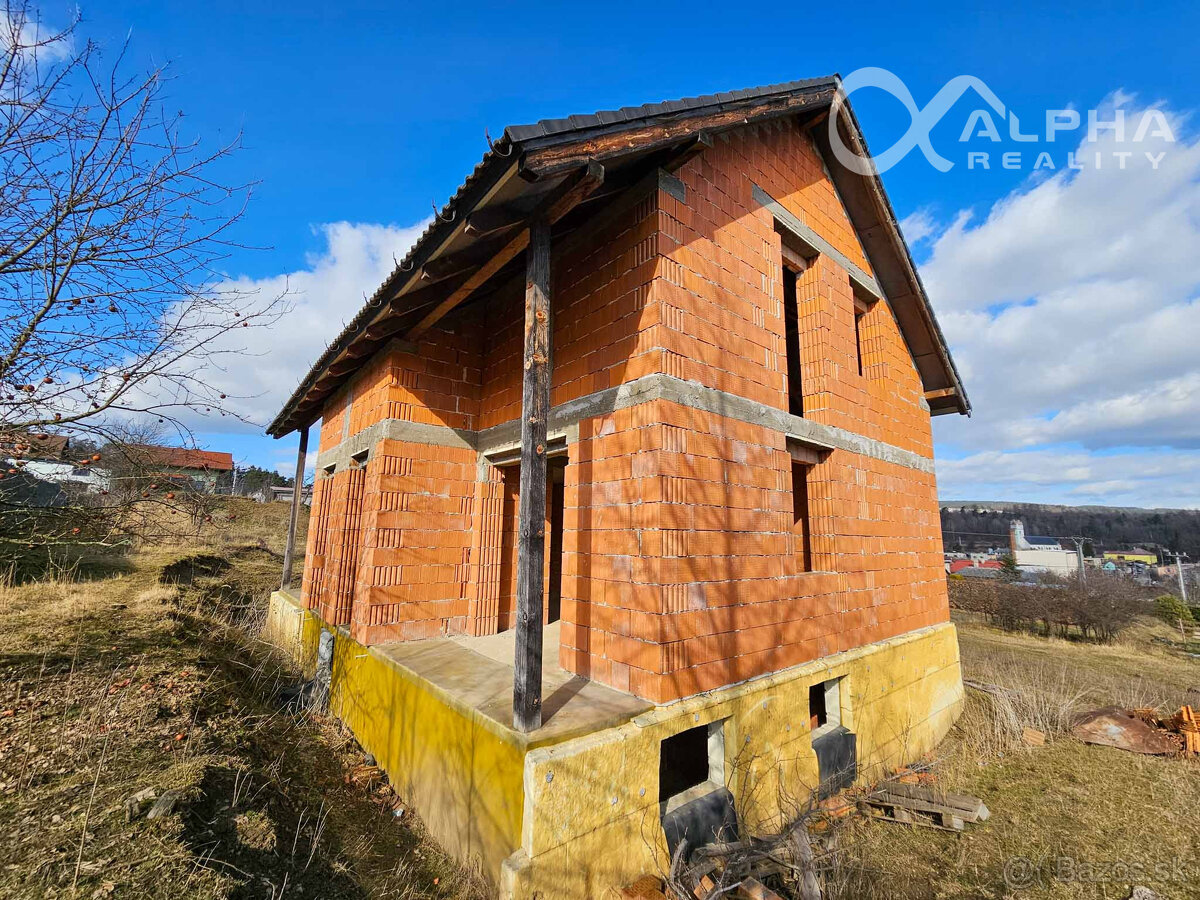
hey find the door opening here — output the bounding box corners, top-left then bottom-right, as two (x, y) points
(496, 455), (567, 630)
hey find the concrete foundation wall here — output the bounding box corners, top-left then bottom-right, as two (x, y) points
(265, 589), (962, 899)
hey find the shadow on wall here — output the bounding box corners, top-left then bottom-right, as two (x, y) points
(327, 638), (525, 881)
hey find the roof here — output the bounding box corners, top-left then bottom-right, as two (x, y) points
(0, 430), (70, 461)
(1024, 535), (1062, 548)
(122, 445), (234, 472)
(268, 77), (969, 437)
(958, 567), (1001, 579)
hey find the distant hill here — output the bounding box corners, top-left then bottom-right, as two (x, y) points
(939, 500), (1200, 558)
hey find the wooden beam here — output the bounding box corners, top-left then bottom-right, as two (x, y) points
(464, 202), (531, 237)
(419, 240), (510, 281)
(407, 162), (604, 340)
(280, 425), (309, 591)
(520, 90), (833, 178)
(660, 131), (713, 173)
(513, 217), (552, 733)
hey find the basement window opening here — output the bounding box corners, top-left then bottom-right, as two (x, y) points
(809, 677), (842, 736)
(659, 719), (725, 808)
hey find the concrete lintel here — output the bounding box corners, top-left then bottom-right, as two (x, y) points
(752, 183), (883, 302)
(318, 373), (934, 475)
(645, 374), (935, 473)
(315, 417), (477, 472)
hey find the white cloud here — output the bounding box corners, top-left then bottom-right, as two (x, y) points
(899, 208), (937, 246)
(937, 447), (1200, 508)
(1, 9), (74, 63)
(926, 96), (1200, 507)
(202, 220), (429, 429)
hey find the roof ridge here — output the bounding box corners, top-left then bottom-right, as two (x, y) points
(504, 76), (838, 142)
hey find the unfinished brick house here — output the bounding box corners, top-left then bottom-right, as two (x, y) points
(266, 77), (969, 898)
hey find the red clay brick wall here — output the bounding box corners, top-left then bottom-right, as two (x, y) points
(349, 438), (477, 645)
(300, 475), (331, 615)
(479, 193), (661, 429)
(348, 327), (483, 435)
(558, 122), (948, 701)
(303, 465), (363, 626)
(654, 122), (932, 456)
(560, 397), (945, 703)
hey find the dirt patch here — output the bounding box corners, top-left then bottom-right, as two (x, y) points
(160, 553), (231, 585)
(163, 546), (283, 625)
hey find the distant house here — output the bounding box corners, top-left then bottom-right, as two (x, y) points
(958, 566), (1001, 579)
(1104, 548), (1157, 565)
(1, 431), (109, 491)
(948, 558), (1002, 576)
(117, 445), (234, 493)
(268, 484), (311, 505)
(15, 459), (110, 492)
(0, 430), (71, 461)
(1010, 519), (1080, 575)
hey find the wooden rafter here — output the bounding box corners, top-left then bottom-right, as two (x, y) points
(406, 161), (605, 340)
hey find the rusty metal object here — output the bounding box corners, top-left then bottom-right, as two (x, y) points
(1071, 707), (1180, 755)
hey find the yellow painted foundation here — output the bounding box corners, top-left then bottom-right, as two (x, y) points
(265, 590), (963, 899)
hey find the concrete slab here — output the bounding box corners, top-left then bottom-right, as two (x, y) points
(375, 621), (651, 747)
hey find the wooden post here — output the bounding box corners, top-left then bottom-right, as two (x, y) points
(280, 425), (309, 591)
(513, 218), (552, 732)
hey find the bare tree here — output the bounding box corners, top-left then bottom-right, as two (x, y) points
(0, 2), (286, 568)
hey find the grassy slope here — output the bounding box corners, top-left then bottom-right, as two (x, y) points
(0, 499), (486, 900)
(836, 616), (1200, 899)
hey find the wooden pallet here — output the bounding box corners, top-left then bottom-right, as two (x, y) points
(860, 780), (989, 832)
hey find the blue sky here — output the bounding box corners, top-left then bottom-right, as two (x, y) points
(80, 1), (1200, 506)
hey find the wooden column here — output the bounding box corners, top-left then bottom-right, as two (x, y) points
(280, 425), (309, 591)
(513, 218), (552, 732)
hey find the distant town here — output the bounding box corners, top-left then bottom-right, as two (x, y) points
(941, 500), (1199, 595)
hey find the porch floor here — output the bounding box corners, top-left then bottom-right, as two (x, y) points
(372, 620), (652, 745)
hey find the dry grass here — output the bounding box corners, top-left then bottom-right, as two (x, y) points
(829, 614), (1200, 899)
(0, 498), (487, 900)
